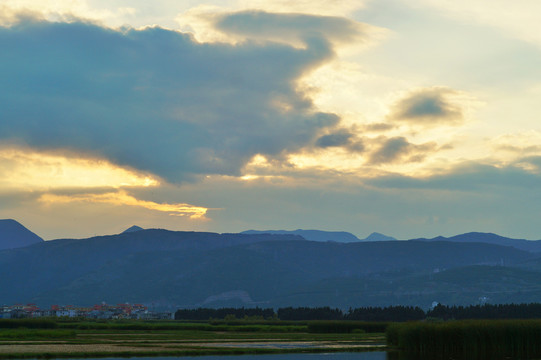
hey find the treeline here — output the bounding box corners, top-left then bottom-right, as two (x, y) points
(429, 303), (541, 320)
(175, 306), (424, 321)
(175, 303), (541, 321)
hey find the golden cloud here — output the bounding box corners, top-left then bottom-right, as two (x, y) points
(39, 191), (209, 219)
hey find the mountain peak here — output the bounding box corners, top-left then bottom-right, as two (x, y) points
(122, 225), (144, 234)
(0, 219), (44, 250)
(363, 232), (396, 241)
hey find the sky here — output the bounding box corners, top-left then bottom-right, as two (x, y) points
(1, 0), (541, 240)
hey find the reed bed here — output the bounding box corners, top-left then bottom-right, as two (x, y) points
(387, 319), (541, 359)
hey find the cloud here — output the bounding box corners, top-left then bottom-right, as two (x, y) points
(39, 190), (209, 219)
(211, 10), (369, 47)
(362, 123), (395, 132)
(0, 12), (366, 182)
(315, 129), (364, 152)
(367, 159), (541, 191)
(316, 131), (352, 148)
(369, 137), (437, 164)
(237, 0), (367, 17)
(387, 87), (468, 126)
(491, 131), (541, 156)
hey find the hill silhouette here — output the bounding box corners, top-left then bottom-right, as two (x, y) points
(0, 219), (43, 250)
(0, 228), (537, 309)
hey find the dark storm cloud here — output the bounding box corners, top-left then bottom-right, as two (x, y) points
(388, 87), (464, 126)
(369, 137), (436, 164)
(0, 12), (364, 182)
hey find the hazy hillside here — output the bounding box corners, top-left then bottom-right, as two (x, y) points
(0, 228), (536, 309)
(242, 229), (396, 242)
(0, 219), (43, 250)
(242, 229), (362, 242)
(418, 232), (541, 252)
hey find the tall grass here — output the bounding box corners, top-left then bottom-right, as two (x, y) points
(387, 319), (541, 359)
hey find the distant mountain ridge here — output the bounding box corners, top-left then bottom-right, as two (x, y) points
(241, 229), (360, 242)
(0, 219), (43, 250)
(0, 226), (538, 309)
(241, 229), (396, 242)
(3, 220), (541, 309)
(364, 232), (396, 241)
(417, 232), (541, 253)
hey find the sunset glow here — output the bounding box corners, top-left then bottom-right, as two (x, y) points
(2, 0), (541, 239)
(0, 148), (159, 192)
(39, 191), (209, 219)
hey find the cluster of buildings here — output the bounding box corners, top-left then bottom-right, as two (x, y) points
(0, 303), (173, 320)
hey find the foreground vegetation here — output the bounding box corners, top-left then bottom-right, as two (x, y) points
(387, 319), (541, 359)
(6, 304), (541, 359)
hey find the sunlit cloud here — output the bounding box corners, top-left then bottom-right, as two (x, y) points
(0, 147), (158, 193)
(0, 1), (128, 26)
(491, 131), (541, 156)
(39, 190), (209, 219)
(299, 60), (407, 129)
(177, 7), (382, 48)
(238, 0), (368, 17)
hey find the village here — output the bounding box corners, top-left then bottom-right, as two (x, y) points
(0, 303), (174, 320)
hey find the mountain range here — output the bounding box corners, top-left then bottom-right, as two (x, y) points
(2, 219), (541, 310)
(241, 229), (395, 242)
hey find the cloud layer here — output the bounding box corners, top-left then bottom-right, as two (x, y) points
(0, 12), (367, 182)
